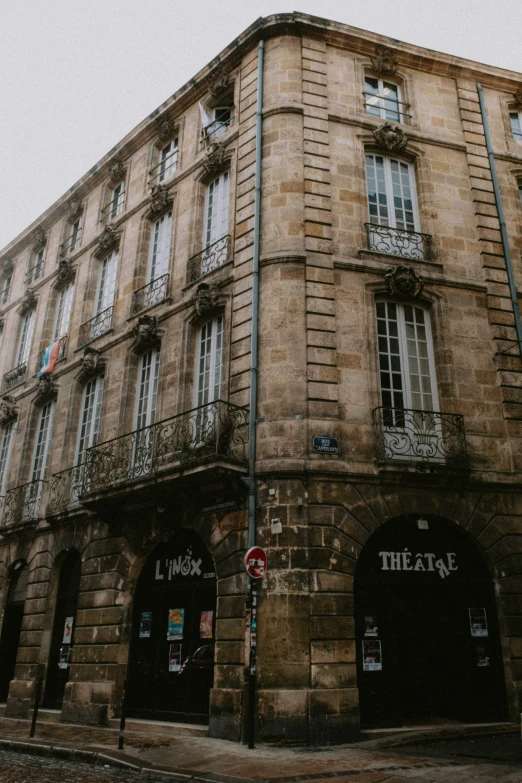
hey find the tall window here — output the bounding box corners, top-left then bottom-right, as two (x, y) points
(0, 424), (14, 495)
(30, 248), (45, 283)
(77, 377), (104, 464)
(54, 284), (74, 341)
(1, 271), (12, 305)
(195, 316), (223, 408)
(366, 154), (418, 231)
(509, 111), (522, 141)
(16, 310), (36, 367)
(204, 172), (230, 249)
(364, 76), (402, 122)
(107, 181), (125, 219)
(96, 250), (118, 314)
(31, 402), (55, 482)
(208, 107), (232, 139)
(135, 349), (160, 430)
(148, 212), (172, 282)
(158, 139), (178, 183)
(66, 216), (82, 254)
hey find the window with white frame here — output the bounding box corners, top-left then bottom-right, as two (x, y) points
(0, 423), (14, 495)
(31, 248), (45, 283)
(16, 310), (36, 367)
(54, 283), (74, 341)
(31, 401), (56, 482)
(158, 138), (178, 183)
(66, 216), (82, 254)
(76, 377), (104, 465)
(366, 154), (417, 231)
(204, 172), (230, 249)
(1, 271), (13, 305)
(96, 250), (118, 315)
(148, 212), (172, 282)
(364, 75), (402, 122)
(135, 349), (160, 430)
(195, 316), (223, 408)
(509, 111), (522, 141)
(208, 106), (233, 139)
(107, 181), (125, 220)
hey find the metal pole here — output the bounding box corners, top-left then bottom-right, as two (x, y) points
(29, 676), (43, 738)
(247, 581), (258, 749)
(477, 83), (522, 357)
(118, 679), (127, 750)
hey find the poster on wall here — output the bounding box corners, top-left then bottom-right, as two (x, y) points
(364, 616), (378, 637)
(362, 639), (382, 671)
(169, 643), (182, 672)
(476, 645), (490, 667)
(62, 616), (74, 644)
(167, 608), (185, 640)
(469, 608), (488, 637)
(200, 610), (214, 639)
(139, 612), (152, 638)
(59, 645), (71, 669)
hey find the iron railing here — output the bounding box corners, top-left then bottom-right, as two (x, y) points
(100, 193), (125, 221)
(363, 92), (411, 122)
(201, 117), (233, 144)
(36, 335), (67, 374)
(188, 235), (230, 283)
(48, 463), (85, 515)
(78, 306), (113, 346)
(25, 261), (44, 286)
(373, 407), (466, 463)
(83, 400), (248, 495)
(3, 362), (28, 391)
(148, 153), (178, 185)
(3, 480), (46, 527)
(131, 274), (169, 315)
(365, 223), (433, 262)
(60, 230), (82, 256)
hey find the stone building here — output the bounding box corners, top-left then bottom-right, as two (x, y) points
(0, 12), (522, 744)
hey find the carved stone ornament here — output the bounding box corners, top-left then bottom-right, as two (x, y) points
(513, 87), (522, 111)
(192, 282), (219, 317)
(32, 227), (46, 249)
(208, 67), (230, 98)
(385, 265), (424, 299)
(81, 347), (101, 376)
(1, 257), (14, 276)
(373, 122), (408, 152)
(19, 289), (36, 315)
(67, 197), (83, 220)
(56, 257), (74, 288)
(34, 373), (55, 406)
(149, 184), (171, 215)
(132, 315), (159, 351)
(108, 157), (125, 182)
(156, 115), (175, 140)
(370, 46), (399, 76)
(0, 396), (17, 426)
(96, 225), (120, 255)
(203, 141), (226, 176)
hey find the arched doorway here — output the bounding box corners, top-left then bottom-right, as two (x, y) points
(0, 562), (29, 702)
(355, 515), (508, 728)
(43, 551), (81, 709)
(127, 529), (217, 724)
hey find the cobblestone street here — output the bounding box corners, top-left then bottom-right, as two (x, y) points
(0, 750), (141, 783)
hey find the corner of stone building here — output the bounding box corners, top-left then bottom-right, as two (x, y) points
(209, 686), (243, 741)
(4, 679), (33, 719)
(60, 681), (111, 726)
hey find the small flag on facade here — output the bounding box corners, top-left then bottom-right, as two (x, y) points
(37, 337), (63, 377)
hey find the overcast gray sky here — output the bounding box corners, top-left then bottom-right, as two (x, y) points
(2, 0), (522, 252)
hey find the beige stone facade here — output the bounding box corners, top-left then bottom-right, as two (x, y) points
(0, 13), (522, 744)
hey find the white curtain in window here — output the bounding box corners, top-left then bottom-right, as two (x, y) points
(203, 172), (230, 248)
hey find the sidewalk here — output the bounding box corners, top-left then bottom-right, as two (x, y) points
(0, 715), (520, 782)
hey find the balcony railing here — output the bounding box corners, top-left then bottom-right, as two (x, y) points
(36, 335), (67, 374)
(48, 463), (85, 515)
(188, 235), (231, 283)
(78, 306), (113, 346)
(3, 362), (28, 391)
(60, 231), (82, 256)
(363, 92), (412, 122)
(131, 274), (169, 316)
(365, 223), (433, 262)
(201, 117), (233, 145)
(148, 154), (178, 185)
(373, 407), (466, 464)
(83, 400), (248, 496)
(3, 480), (46, 527)
(25, 262), (44, 286)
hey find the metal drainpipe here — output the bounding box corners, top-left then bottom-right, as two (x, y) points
(477, 83), (522, 357)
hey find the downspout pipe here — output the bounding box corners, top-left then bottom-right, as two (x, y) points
(477, 83), (522, 358)
(247, 40), (264, 549)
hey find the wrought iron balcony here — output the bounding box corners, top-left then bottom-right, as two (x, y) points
(83, 400), (248, 496)
(363, 92), (412, 122)
(3, 362), (28, 391)
(25, 261), (44, 286)
(36, 335), (67, 373)
(365, 223), (433, 262)
(48, 463), (85, 515)
(373, 407), (466, 464)
(148, 154), (178, 185)
(60, 231), (82, 256)
(3, 480), (46, 527)
(188, 235), (231, 283)
(78, 306), (113, 346)
(131, 274), (169, 315)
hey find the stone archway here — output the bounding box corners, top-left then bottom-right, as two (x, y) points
(354, 514), (509, 728)
(0, 562), (29, 702)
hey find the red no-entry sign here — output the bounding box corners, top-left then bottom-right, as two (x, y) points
(245, 547), (267, 579)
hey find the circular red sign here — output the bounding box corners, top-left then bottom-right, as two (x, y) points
(244, 546), (267, 579)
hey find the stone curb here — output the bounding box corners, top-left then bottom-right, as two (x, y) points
(365, 724), (520, 751)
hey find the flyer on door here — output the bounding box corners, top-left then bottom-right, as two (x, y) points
(167, 608), (184, 640)
(139, 612), (152, 638)
(62, 616), (74, 644)
(362, 639), (382, 671)
(200, 610), (213, 639)
(469, 607), (488, 637)
(169, 643), (182, 672)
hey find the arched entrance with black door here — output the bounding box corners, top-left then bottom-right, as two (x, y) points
(355, 515), (509, 728)
(0, 561), (29, 702)
(43, 550), (82, 709)
(127, 529), (217, 724)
